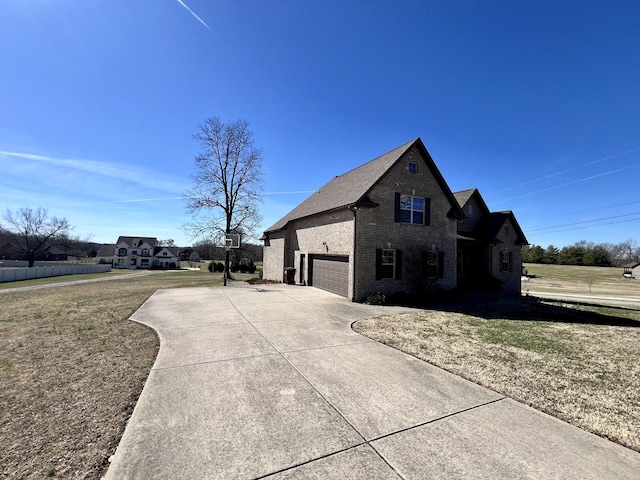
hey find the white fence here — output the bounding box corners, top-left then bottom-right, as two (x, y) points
(0, 264), (112, 283)
(0, 260), (29, 267)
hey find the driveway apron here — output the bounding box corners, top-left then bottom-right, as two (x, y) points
(105, 285), (640, 479)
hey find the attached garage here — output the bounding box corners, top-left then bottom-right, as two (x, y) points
(309, 255), (349, 297)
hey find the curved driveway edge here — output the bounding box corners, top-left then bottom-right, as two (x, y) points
(105, 285), (640, 479)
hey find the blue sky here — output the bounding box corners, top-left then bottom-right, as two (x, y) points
(1, 0), (639, 248)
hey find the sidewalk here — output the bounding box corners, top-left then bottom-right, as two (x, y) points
(105, 285), (640, 479)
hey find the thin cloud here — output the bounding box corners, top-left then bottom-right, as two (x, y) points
(492, 162), (640, 204)
(102, 196), (184, 204)
(175, 0), (211, 30)
(263, 191), (315, 195)
(0, 150), (185, 194)
(490, 146), (640, 196)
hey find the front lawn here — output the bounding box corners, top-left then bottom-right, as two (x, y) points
(0, 271), (228, 479)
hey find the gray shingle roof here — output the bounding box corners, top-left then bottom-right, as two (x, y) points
(116, 236), (158, 247)
(453, 188), (476, 208)
(265, 138), (464, 232)
(97, 244), (116, 257)
(454, 188), (490, 215)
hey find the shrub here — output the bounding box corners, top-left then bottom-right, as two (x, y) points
(365, 292), (386, 305)
(208, 262), (225, 272)
(247, 260), (257, 274)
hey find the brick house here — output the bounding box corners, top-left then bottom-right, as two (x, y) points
(454, 188), (528, 294)
(262, 138), (527, 301)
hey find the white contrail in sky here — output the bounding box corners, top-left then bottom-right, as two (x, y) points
(0, 150), (185, 194)
(175, 0), (211, 30)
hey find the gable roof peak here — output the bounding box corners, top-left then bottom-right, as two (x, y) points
(265, 137), (464, 232)
(454, 188), (490, 215)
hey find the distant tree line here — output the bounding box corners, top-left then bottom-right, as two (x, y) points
(522, 239), (640, 267)
(191, 239), (263, 263)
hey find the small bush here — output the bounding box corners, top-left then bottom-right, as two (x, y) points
(208, 262), (225, 273)
(230, 259), (256, 273)
(365, 292), (386, 305)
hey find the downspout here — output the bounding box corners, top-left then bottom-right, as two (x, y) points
(351, 205), (357, 302)
(489, 243), (493, 277)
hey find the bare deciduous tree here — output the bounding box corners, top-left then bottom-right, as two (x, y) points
(184, 117), (263, 281)
(158, 239), (176, 247)
(1, 207), (72, 267)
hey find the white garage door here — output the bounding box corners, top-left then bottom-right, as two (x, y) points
(310, 255), (349, 297)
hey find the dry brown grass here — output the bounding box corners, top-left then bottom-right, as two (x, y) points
(0, 271), (227, 479)
(354, 296), (640, 452)
(523, 263), (640, 298)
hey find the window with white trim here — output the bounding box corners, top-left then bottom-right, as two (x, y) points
(376, 248), (402, 280)
(425, 250), (439, 278)
(500, 250), (513, 272)
(380, 249), (395, 278)
(395, 193), (431, 225)
(399, 195), (424, 224)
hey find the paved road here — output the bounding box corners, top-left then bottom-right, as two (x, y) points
(529, 291), (640, 309)
(105, 285), (640, 479)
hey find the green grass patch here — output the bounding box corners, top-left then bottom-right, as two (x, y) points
(467, 318), (576, 356)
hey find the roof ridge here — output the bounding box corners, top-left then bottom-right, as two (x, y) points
(264, 138), (421, 232)
(332, 138), (418, 179)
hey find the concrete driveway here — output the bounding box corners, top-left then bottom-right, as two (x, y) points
(105, 285), (640, 479)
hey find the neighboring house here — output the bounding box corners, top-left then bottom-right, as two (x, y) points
(178, 248), (201, 263)
(106, 236), (181, 269)
(262, 138), (528, 301)
(622, 262), (640, 278)
(96, 244), (115, 264)
(262, 138), (466, 302)
(154, 246), (180, 269)
(41, 245), (68, 262)
(454, 188), (528, 294)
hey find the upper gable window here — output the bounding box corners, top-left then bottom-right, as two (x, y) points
(408, 162), (418, 174)
(467, 204), (473, 216)
(504, 225), (510, 236)
(395, 193), (431, 225)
